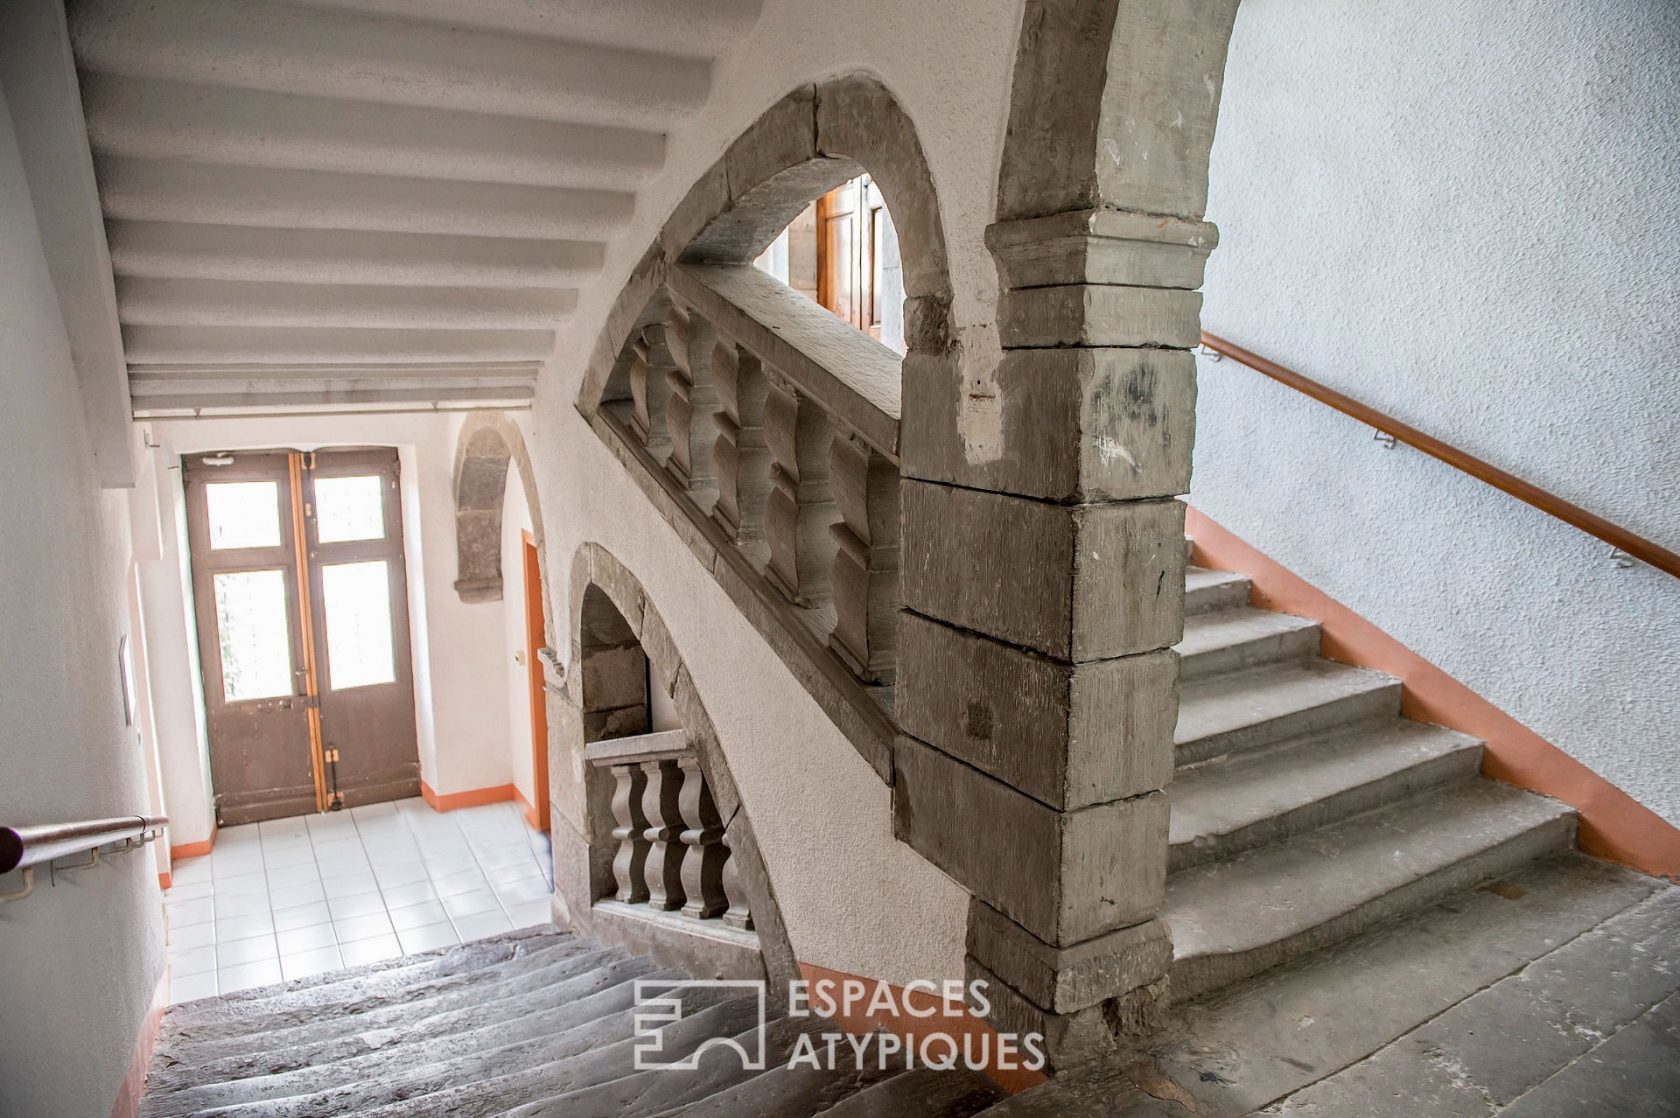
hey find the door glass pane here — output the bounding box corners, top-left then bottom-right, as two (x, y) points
(206, 481), (282, 550)
(314, 475), (386, 543)
(212, 569), (294, 702)
(322, 560), (397, 689)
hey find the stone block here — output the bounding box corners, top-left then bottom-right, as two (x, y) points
(661, 157), (730, 260)
(902, 346), (1195, 502)
(725, 86), (818, 202)
(894, 735), (1168, 945)
(898, 611), (1175, 810)
(968, 899), (1171, 1015)
(582, 644), (647, 712)
(986, 210), (1219, 291)
(901, 481), (1185, 660)
(998, 284), (1202, 350)
(966, 959), (1110, 1072)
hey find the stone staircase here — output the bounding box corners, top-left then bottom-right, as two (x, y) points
(1164, 557), (1576, 1002)
(141, 926), (1003, 1117)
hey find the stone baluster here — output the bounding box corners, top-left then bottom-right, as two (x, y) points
(710, 342), (770, 547)
(675, 756), (728, 920)
(640, 759), (687, 911)
(828, 432), (901, 684)
(608, 764), (650, 904)
(654, 306), (718, 495)
(627, 335), (671, 457)
(763, 369), (837, 606)
(718, 844), (753, 931)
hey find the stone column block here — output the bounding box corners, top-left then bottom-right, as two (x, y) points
(898, 611), (1176, 811)
(967, 899), (1171, 1016)
(998, 284), (1202, 350)
(893, 735), (1167, 946)
(901, 481), (1185, 661)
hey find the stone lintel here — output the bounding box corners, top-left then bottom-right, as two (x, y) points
(901, 481), (1185, 661)
(902, 346), (1195, 502)
(893, 734), (1168, 946)
(968, 899), (1171, 1015)
(898, 611), (1176, 811)
(987, 209), (1219, 291)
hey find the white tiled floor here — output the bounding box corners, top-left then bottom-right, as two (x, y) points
(163, 797), (555, 1004)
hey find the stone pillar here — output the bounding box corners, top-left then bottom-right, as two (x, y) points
(893, 0), (1238, 1070)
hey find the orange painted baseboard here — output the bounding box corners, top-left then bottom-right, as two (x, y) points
(157, 871), (171, 891)
(170, 836), (213, 861)
(112, 965), (169, 1118)
(797, 962), (1046, 1094)
(1187, 506), (1680, 879)
(514, 787), (544, 831)
(420, 780), (518, 812)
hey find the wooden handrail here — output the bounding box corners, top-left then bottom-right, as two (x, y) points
(1199, 331), (1680, 581)
(0, 815), (168, 874)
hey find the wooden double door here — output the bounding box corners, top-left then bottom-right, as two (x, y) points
(184, 448), (421, 825)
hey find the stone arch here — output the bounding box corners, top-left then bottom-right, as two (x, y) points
(550, 541), (798, 988)
(578, 72), (954, 414)
(451, 411), (554, 638)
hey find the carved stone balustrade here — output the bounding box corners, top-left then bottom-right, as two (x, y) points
(585, 730), (750, 931)
(593, 262), (902, 705)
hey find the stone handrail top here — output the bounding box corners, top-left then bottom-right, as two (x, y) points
(585, 729), (690, 767)
(671, 261), (902, 460)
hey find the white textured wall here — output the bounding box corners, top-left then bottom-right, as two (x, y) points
(1197, 0), (1680, 822)
(500, 470), (537, 806)
(529, 0), (1028, 985)
(0, 94), (164, 1118)
(143, 411), (521, 834)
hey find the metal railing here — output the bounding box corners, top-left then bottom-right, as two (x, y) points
(0, 814), (168, 902)
(1199, 331), (1680, 580)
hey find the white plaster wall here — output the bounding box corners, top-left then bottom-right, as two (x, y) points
(141, 411), (522, 839)
(529, 0), (1028, 985)
(1198, 0), (1680, 821)
(0, 95), (165, 1118)
(500, 472), (537, 806)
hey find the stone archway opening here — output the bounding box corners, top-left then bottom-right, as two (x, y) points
(450, 412), (554, 640)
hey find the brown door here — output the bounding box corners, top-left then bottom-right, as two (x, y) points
(300, 448), (421, 809)
(184, 452), (318, 824)
(184, 448), (421, 824)
(816, 175), (887, 341)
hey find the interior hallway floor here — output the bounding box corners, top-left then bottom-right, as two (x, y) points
(161, 797), (555, 1003)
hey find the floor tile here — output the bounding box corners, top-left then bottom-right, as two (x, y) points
(262, 843), (317, 869)
(269, 881), (327, 910)
(215, 890), (273, 918)
(379, 879), (438, 909)
(214, 912), (275, 941)
(321, 873), (380, 899)
(276, 922), (338, 955)
(388, 899), (449, 932)
(492, 876), (551, 906)
(327, 891), (388, 920)
(441, 889), (499, 919)
(259, 816), (310, 839)
(396, 921), (460, 954)
(373, 860), (430, 888)
(217, 935), (279, 968)
(281, 946), (344, 981)
(168, 896), (216, 927)
(432, 868), (489, 899)
(217, 823), (262, 845)
(165, 880), (215, 901)
(170, 971), (218, 1004)
(166, 921), (217, 950)
(266, 862), (322, 889)
(339, 934), (402, 966)
(170, 858), (213, 887)
(477, 843), (539, 871)
(273, 901), (332, 932)
(219, 959), (282, 994)
(168, 945), (218, 977)
(214, 871), (269, 898)
(504, 900), (553, 930)
(333, 911), (395, 943)
(452, 909), (513, 942)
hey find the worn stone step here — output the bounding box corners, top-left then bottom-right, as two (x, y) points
(1163, 780), (1577, 1001)
(814, 1066), (1005, 1116)
(1185, 565), (1252, 616)
(649, 1060), (903, 1117)
(157, 939), (596, 1060)
(340, 995), (765, 1118)
(1175, 660), (1401, 767)
(146, 952), (659, 1096)
(1176, 606), (1321, 681)
(1169, 721), (1484, 871)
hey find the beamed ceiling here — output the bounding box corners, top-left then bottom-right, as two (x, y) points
(66, 0), (763, 417)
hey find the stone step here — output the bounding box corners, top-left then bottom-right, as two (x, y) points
(814, 1066), (1005, 1116)
(648, 1060), (903, 1117)
(146, 953), (661, 1094)
(1176, 606), (1321, 681)
(1175, 660), (1401, 767)
(1169, 720), (1484, 871)
(1163, 780), (1577, 1002)
(1184, 565), (1252, 616)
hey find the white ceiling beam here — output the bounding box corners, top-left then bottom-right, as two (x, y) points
(97, 157), (636, 240)
(0, 0), (133, 486)
(123, 325), (556, 365)
(116, 278), (575, 330)
(107, 222), (605, 288)
(82, 74), (666, 191)
(70, 0), (712, 132)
